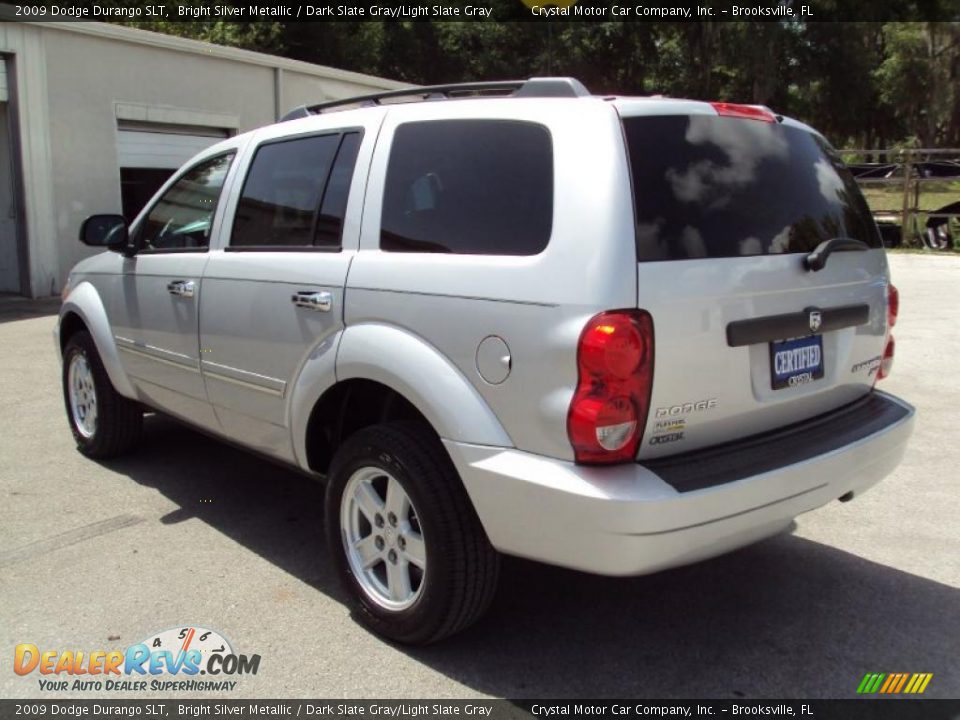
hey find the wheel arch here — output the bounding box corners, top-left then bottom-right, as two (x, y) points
(58, 311), (87, 354)
(290, 323), (513, 475)
(59, 282), (137, 399)
(303, 378), (433, 475)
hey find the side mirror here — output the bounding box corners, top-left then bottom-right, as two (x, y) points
(79, 214), (129, 252)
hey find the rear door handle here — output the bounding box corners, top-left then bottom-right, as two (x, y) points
(291, 290), (332, 312)
(167, 280), (195, 298)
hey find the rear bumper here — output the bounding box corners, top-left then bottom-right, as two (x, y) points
(445, 390), (915, 576)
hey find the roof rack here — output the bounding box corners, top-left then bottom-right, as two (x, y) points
(281, 77), (591, 122)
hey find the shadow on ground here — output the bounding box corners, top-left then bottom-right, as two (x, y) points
(106, 416), (959, 699)
(0, 296), (61, 323)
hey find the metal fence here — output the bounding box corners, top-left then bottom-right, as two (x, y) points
(842, 148), (960, 249)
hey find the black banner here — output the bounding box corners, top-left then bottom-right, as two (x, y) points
(1, 0), (959, 23)
(2, 700), (960, 720)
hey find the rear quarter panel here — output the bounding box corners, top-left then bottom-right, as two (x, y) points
(345, 98), (638, 459)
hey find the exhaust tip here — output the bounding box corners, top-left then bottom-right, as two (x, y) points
(838, 491), (855, 503)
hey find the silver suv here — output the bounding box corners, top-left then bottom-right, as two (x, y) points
(57, 77), (915, 644)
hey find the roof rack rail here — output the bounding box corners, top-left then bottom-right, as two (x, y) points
(281, 77), (591, 122)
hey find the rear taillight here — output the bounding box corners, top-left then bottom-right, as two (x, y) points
(567, 310), (654, 464)
(876, 284), (899, 383)
(877, 336), (895, 381)
(887, 283), (899, 329)
(710, 102), (776, 123)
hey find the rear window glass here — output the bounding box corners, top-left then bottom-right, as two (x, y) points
(381, 120), (553, 255)
(622, 116), (882, 261)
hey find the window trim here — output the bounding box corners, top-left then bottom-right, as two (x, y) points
(138, 246), (211, 255)
(132, 151), (237, 256)
(223, 245), (344, 254)
(226, 128), (364, 253)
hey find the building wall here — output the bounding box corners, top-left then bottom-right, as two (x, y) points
(0, 21), (408, 297)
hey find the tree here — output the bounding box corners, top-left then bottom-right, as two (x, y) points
(111, 14), (960, 150)
(875, 22), (960, 147)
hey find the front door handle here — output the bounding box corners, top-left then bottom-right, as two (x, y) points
(291, 290), (332, 312)
(167, 280), (195, 298)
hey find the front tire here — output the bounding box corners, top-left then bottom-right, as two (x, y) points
(325, 421), (500, 644)
(62, 330), (143, 458)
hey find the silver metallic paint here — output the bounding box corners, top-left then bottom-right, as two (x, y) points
(447, 391), (915, 575)
(58, 279), (136, 399)
(56, 95), (915, 577)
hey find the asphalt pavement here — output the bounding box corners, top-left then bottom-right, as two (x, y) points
(0, 253), (957, 699)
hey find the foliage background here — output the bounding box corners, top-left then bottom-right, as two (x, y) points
(122, 13), (960, 150)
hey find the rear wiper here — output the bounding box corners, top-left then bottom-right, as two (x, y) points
(804, 238), (870, 272)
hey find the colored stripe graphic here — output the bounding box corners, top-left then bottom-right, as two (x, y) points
(893, 673), (910, 693)
(857, 673), (886, 694)
(857, 672), (933, 694)
(906, 673), (934, 694)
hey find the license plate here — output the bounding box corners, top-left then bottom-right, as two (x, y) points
(770, 335), (824, 390)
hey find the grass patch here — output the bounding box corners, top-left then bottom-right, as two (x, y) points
(859, 180), (960, 248)
(860, 180), (960, 215)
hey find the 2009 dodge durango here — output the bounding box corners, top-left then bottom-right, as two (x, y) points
(57, 77), (915, 643)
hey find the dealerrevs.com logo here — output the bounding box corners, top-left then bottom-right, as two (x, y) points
(13, 626), (260, 693)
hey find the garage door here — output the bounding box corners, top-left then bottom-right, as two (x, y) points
(117, 123), (229, 220)
(116, 124), (228, 170)
(0, 60), (8, 102)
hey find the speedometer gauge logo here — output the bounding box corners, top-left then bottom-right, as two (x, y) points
(141, 626), (233, 674)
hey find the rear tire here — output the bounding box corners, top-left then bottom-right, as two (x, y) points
(325, 421), (500, 644)
(62, 330), (143, 458)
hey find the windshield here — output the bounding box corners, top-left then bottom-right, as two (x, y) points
(622, 115), (882, 261)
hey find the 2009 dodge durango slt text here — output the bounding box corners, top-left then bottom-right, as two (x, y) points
(56, 77), (915, 644)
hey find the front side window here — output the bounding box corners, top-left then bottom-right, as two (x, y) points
(137, 153), (234, 251)
(231, 132), (360, 249)
(381, 120), (553, 256)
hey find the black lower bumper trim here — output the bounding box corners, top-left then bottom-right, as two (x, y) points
(643, 392), (910, 493)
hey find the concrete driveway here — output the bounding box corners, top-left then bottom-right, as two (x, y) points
(0, 253), (957, 699)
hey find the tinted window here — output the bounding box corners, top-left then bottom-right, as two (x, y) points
(231, 134), (340, 248)
(381, 120), (553, 255)
(138, 154), (234, 251)
(622, 116), (882, 261)
(316, 133), (362, 248)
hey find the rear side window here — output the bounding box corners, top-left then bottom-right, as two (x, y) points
(316, 133), (362, 248)
(622, 116), (882, 261)
(381, 120), (553, 255)
(231, 131), (361, 249)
